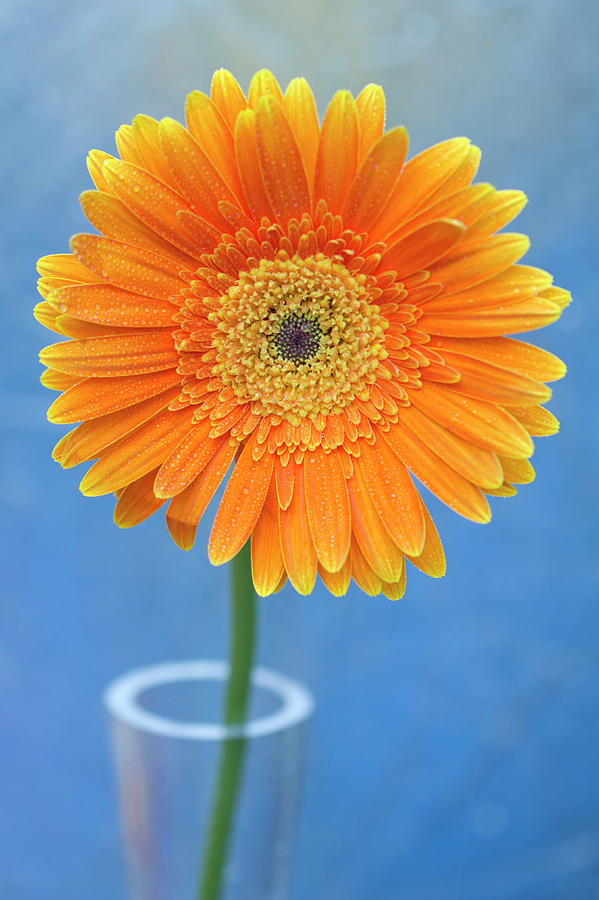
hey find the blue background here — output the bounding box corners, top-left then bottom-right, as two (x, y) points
(1, 0), (598, 897)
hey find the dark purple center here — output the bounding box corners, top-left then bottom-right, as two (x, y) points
(272, 315), (322, 364)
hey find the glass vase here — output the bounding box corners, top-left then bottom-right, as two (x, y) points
(104, 660), (314, 900)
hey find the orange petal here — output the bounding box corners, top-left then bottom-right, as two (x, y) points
(255, 96), (311, 226)
(356, 435), (426, 557)
(131, 114), (180, 190)
(380, 218), (465, 278)
(166, 438), (236, 550)
(428, 264), (552, 314)
(53, 385), (181, 468)
(381, 421), (491, 523)
(319, 556), (351, 596)
(80, 406), (194, 496)
(428, 336), (566, 383)
(420, 295), (562, 337)
(395, 404), (503, 489)
(430, 233), (530, 294)
(87, 150), (114, 192)
(509, 405), (559, 437)
(40, 332), (177, 377)
(420, 145), (481, 208)
(498, 456), (535, 484)
(380, 183), (493, 249)
(80, 190), (199, 268)
(248, 69), (284, 107)
(409, 383), (534, 458)
(101, 159), (205, 259)
(369, 138), (471, 243)
(208, 437), (275, 565)
(234, 109), (274, 222)
(185, 91), (244, 201)
(37, 253), (99, 284)
(405, 503), (446, 577)
(343, 127), (408, 234)
(176, 211), (223, 253)
(278, 461), (317, 595)
(355, 84), (386, 166)
(381, 565), (407, 601)
(154, 419), (222, 498)
(350, 537), (383, 596)
(210, 69), (247, 132)
(437, 349), (552, 407)
(34, 301), (63, 334)
(47, 369), (181, 423)
(251, 479), (285, 597)
(462, 190), (527, 243)
(347, 460), (405, 581)
(158, 117), (237, 225)
(114, 468), (166, 528)
(47, 282), (177, 328)
(70, 234), (190, 299)
(275, 455), (295, 510)
(313, 90), (359, 214)
(283, 78), (320, 188)
(303, 449), (351, 573)
(40, 369), (80, 391)
(115, 124), (146, 167)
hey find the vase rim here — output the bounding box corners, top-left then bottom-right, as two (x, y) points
(103, 659), (314, 741)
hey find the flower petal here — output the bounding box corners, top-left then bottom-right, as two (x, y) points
(251, 478), (285, 597)
(343, 127), (409, 234)
(248, 69), (284, 107)
(154, 419), (222, 498)
(283, 77), (320, 188)
(47, 369), (181, 423)
(208, 437), (275, 565)
(355, 84), (386, 166)
(347, 460), (405, 581)
(380, 219), (466, 277)
(114, 468), (166, 528)
(319, 556), (351, 596)
(80, 406), (194, 496)
(431, 233), (530, 294)
(211, 69), (247, 132)
(255, 96), (311, 226)
(420, 295), (562, 337)
(437, 349), (553, 407)
(382, 419), (491, 523)
(53, 385), (182, 469)
(303, 449), (351, 573)
(428, 336), (566, 382)
(395, 404), (503, 489)
(158, 117), (237, 225)
(40, 332), (178, 376)
(356, 435), (426, 557)
(509, 404), (559, 436)
(313, 90), (359, 214)
(278, 461), (317, 595)
(70, 234), (190, 299)
(131, 114), (180, 190)
(369, 138), (471, 243)
(185, 91), (244, 201)
(350, 537), (383, 596)
(47, 282), (177, 328)
(405, 503), (446, 578)
(409, 383), (534, 458)
(234, 109), (274, 222)
(166, 438), (236, 550)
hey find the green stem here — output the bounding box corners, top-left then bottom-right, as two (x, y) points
(198, 541), (257, 900)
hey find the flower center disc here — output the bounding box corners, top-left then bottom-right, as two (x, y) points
(211, 252), (388, 424)
(272, 314), (323, 364)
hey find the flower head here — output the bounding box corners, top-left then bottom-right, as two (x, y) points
(36, 69), (569, 598)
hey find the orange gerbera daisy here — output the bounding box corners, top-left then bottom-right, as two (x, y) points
(36, 69), (569, 599)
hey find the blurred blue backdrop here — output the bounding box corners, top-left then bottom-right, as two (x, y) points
(1, 0), (598, 897)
